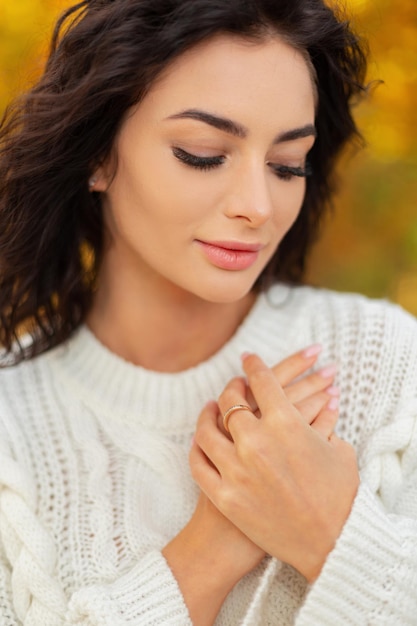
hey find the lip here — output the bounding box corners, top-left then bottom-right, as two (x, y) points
(196, 239), (264, 271)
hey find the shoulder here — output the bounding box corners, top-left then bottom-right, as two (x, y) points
(285, 283), (417, 370)
(272, 282), (412, 316)
(265, 283), (417, 348)
(0, 349), (45, 397)
(0, 350), (55, 461)
(262, 285), (417, 431)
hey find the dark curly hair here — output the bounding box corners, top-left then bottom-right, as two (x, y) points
(0, 0), (368, 363)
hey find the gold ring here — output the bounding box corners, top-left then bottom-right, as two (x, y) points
(222, 404), (252, 433)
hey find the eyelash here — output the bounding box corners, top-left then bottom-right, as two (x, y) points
(269, 162), (312, 181)
(172, 147), (225, 171)
(172, 147), (312, 181)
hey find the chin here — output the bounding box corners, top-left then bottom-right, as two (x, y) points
(190, 274), (259, 305)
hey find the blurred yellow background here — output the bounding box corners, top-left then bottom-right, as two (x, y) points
(1, 0), (416, 313)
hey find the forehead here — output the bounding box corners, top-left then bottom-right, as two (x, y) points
(141, 34), (316, 127)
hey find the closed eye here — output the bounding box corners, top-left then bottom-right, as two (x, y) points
(269, 162), (312, 182)
(172, 146), (312, 181)
(172, 147), (225, 171)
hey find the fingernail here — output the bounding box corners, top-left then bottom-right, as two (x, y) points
(319, 364), (338, 378)
(241, 352), (252, 361)
(328, 397), (339, 411)
(302, 344), (322, 358)
(326, 386), (340, 397)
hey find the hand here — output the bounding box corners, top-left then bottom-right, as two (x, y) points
(164, 346), (340, 626)
(191, 353), (359, 583)
(247, 343), (339, 429)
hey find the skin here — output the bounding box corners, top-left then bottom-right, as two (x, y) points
(88, 34), (316, 371)
(165, 348), (343, 625)
(88, 34), (359, 625)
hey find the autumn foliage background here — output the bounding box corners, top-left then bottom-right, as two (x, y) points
(1, 0), (416, 313)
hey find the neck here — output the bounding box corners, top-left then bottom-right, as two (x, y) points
(87, 255), (256, 373)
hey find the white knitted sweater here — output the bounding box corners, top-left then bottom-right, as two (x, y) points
(1, 285), (417, 625)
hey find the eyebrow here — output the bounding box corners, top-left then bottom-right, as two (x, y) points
(166, 108), (316, 143)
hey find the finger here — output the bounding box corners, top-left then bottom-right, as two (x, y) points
(310, 397), (339, 440)
(203, 388), (249, 438)
(248, 368), (337, 420)
(225, 377), (258, 416)
(295, 388), (340, 424)
(194, 401), (233, 469)
(218, 377), (258, 436)
(189, 436), (222, 494)
(242, 353), (297, 422)
(284, 365), (338, 404)
(271, 344), (322, 387)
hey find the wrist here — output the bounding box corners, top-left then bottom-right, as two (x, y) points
(163, 501), (263, 626)
(163, 523), (237, 626)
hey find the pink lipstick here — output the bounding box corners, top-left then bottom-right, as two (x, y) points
(196, 240), (263, 271)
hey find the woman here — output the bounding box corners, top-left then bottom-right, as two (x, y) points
(0, 0), (416, 624)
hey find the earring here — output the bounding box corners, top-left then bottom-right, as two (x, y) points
(88, 177), (98, 190)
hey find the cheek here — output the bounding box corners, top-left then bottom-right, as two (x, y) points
(272, 181), (306, 230)
(292, 183), (307, 221)
(138, 152), (223, 225)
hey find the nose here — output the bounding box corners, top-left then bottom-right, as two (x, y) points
(224, 161), (274, 227)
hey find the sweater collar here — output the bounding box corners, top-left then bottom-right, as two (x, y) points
(49, 285), (298, 433)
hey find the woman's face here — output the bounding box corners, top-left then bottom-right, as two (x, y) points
(97, 35), (316, 303)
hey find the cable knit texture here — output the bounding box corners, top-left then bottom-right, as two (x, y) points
(0, 285), (417, 625)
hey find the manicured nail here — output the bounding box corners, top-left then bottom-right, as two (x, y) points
(319, 364), (338, 378)
(328, 397), (339, 411)
(326, 386), (340, 397)
(302, 344), (322, 358)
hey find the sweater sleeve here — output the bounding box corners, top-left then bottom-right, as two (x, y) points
(0, 526), (191, 626)
(66, 551), (192, 625)
(0, 430), (191, 626)
(295, 397), (417, 624)
(0, 543), (191, 626)
(296, 483), (417, 625)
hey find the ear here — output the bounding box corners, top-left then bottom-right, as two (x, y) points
(88, 166), (109, 192)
